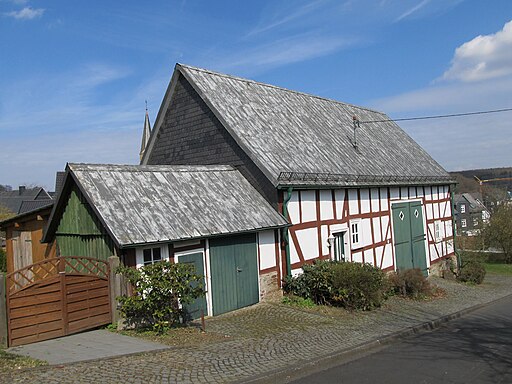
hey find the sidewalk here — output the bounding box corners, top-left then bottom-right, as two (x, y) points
(3, 275), (512, 384)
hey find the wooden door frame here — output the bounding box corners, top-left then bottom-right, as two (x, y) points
(175, 248), (209, 317)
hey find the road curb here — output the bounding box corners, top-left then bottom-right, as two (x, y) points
(241, 292), (512, 384)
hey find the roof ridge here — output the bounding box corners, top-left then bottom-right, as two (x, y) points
(69, 163), (235, 173)
(177, 63), (387, 116)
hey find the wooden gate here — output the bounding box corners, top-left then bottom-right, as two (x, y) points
(6, 256), (111, 347)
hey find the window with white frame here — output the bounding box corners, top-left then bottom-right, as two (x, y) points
(435, 221), (441, 242)
(460, 204), (466, 213)
(143, 247), (162, 265)
(333, 232), (346, 262)
(473, 217), (479, 227)
(136, 245), (169, 268)
(461, 219), (467, 228)
(350, 220), (360, 247)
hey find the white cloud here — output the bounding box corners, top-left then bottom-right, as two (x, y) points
(442, 20), (512, 82)
(394, 0), (430, 22)
(247, 0), (327, 37)
(211, 34), (355, 75)
(5, 6), (44, 20)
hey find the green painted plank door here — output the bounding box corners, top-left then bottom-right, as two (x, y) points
(392, 202), (414, 271)
(179, 252), (207, 320)
(409, 201), (428, 275)
(210, 233), (259, 315)
(392, 202), (428, 275)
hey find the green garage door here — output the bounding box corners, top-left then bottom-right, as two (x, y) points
(392, 201), (428, 276)
(209, 233), (259, 315)
(179, 252), (207, 320)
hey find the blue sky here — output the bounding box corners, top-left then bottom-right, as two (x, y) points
(1, 0), (511, 190)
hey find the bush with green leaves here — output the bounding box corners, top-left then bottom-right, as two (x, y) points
(283, 260), (388, 310)
(388, 268), (431, 299)
(457, 260), (486, 284)
(283, 260), (334, 305)
(0, 248), (6, 273)
(330, 262), (388, 310)
(116, 261), (205, 333)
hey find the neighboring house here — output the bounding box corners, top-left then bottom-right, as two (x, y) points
(0, 203), (56, 274)
(42, 163), (288, 317)
(454, 193), (490, 236)
(0, 175), (64, 272)
(141, 64), (456, 277)
(0, 186), (52, 215)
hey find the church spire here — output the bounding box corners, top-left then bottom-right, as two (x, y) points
(139, 101), (152, 163)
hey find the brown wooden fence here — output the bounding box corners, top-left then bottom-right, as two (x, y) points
(6, 256), (111, 347)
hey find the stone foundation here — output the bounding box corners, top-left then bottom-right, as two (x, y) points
(259, 270), (282, 301)
(430, 254), (458, 279)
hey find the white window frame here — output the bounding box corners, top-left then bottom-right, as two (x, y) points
(473, 217), (479, 227)
(330, 231), (347, 262)
(460, 204), (466, 214)
(434, 221), (441, 242)
(135, 244), (170, 268)
(461, 219), (467, 228)
(350, 219), (361, 248)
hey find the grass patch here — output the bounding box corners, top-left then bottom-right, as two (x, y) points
(282, 295), (316, 308)
(484, 263), (512, 276)
(0, 349), (47, 373)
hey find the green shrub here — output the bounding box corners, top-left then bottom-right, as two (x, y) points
(283, 261), (388, 310)
(388, 269), (431, 299)
(0, 248), (6, 273)
(457, 260), (486, 284)
(116, 261), (205, 333)
(330, 262), (387, 310)
(283, 260), (334, 305)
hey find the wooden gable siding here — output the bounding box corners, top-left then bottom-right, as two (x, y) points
(282, 185), (454, 275)
(55, 185), (114, 261)
(146, 73), (278, 207)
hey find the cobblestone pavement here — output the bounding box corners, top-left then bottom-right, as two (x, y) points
(3, 275), (512, 384)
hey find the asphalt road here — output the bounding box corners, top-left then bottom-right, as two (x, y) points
(288, 294), (512, 384)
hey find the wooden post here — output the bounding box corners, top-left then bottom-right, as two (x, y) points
(0, 275), (8, 348)
(108, 256), (121, 325)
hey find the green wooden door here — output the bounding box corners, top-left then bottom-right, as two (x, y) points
(409, 201), (428, 274)
(210, 233), (259, 315)
(392, 202), (428, 275)
(179, 252), (207, 320)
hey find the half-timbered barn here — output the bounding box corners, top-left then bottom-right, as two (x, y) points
(42, 163), (288, 317)
(142, 64), (456, 278)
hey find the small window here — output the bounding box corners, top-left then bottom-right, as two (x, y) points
(435, 222), (441, 242)
(143, 247), (162, 265)
(334, 232), (345, 262)
(473, 218), (479, 227)
(460, 204), (466, 214)
(351, 221), (360, 247)
(461, 219), (467, 228)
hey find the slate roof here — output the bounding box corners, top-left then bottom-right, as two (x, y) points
(167, 64), (452, 187)
(0, 187), (52, 214)
(45, 164), (288, 247)
(18, 200), (54, 215)
(454, 193), (488, 213)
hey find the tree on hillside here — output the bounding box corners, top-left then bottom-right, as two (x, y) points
(0, 205), (14, 222)
(482, 205), (512, 263)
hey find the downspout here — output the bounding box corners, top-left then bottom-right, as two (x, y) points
(282, 187), (293, 277)
(450, 183), (461, 270)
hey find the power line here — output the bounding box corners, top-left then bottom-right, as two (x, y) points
(359, 107), (512, 124)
